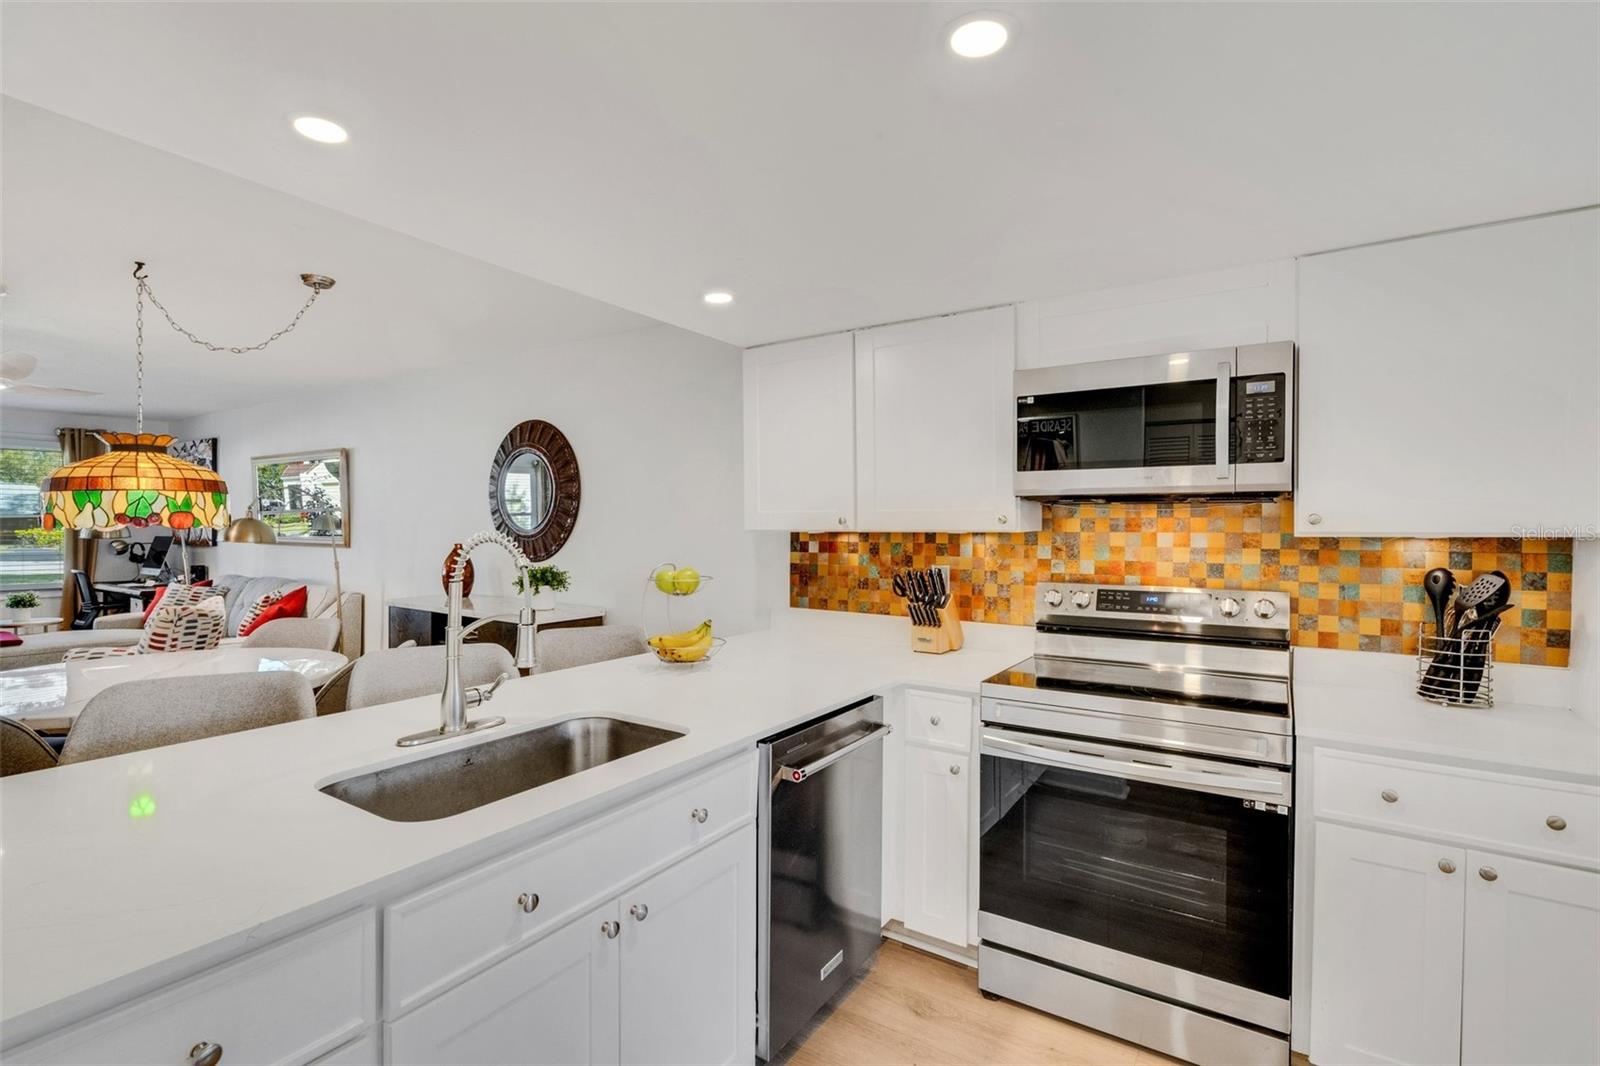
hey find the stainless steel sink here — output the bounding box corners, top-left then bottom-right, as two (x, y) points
(320, 717), (685, 822)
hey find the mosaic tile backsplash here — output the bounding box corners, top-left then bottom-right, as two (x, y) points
(790, 498), (1574, 666)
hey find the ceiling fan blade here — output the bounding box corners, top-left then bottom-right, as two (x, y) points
(3, 382), (102, 398)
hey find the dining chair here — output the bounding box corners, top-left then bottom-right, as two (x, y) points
(1, 717), (60, 776)
(242, 617), (341, 651)
(536, 625), (648, 673)
(312, 658), (358, 716)
(345, 644), (514, 711)
(58, 672), (316, 765)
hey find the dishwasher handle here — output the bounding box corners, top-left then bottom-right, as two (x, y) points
(777, 723), (892, 784)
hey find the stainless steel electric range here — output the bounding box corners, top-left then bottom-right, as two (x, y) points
(977, 581), (1294, 1066)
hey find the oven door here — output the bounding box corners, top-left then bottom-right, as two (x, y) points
(1014, 347), (1237, 497)
(977, 726), (1292, 1033)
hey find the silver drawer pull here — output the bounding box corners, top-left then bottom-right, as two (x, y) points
(690, 807), (709, 823)
(930, 715), (941, 726)
(189, 1042), (223, 1066)
(630, 903), (649, 921)
(1438, 858), (1457, 874)
(1380, 789), (1399, 804)
(601, 920), (620, 939)
(517, 892), (540, 914)
(1547, 815), (1568, 832)
(1479, 866), (1499, 882)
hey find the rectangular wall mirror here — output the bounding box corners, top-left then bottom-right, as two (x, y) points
(250, 448), (350, 547)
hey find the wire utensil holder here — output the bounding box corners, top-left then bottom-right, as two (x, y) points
(1415, 623), (1498, 707)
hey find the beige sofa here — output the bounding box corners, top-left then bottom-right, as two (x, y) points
(0, 575), (363, 670)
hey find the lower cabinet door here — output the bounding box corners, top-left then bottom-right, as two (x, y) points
(618, 824), (755, 1066)
(388, 901), (621, 1066)
(902, 746), (970, 946)
(1310, 823), (1466, 1066)
(1462, 851), (1600, 1066)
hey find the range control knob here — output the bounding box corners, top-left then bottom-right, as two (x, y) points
(1253, 598), (1279, 620)
(1070, 590), (1094, 610)
(1043, 588), (1064, 608)
(1217, 596), (1243, 618)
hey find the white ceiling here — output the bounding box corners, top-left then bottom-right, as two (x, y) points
(0, 99), (651, 419)
(3, 2), (1597, 355)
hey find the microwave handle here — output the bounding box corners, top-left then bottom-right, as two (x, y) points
(1215, 361), (1233, 481)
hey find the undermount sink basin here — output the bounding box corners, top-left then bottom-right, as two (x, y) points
(320, 717), (685, 822)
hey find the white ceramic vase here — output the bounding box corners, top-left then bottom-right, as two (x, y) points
(531, 587), (559, 612)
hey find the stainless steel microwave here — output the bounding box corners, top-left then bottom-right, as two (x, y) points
(1013, 341), (1294, 499)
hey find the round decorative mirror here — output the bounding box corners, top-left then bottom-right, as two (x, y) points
(489, 420), (580, 560)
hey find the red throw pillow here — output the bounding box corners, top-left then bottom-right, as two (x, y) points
(238, 585), (308, 638)
(0, 631), (22, 648)
(141, 579), (212, 626)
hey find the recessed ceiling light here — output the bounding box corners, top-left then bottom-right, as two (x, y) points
(703, 291), (734, 306)
(293, 116), (349, 144)
(949, 17), (1009, 58)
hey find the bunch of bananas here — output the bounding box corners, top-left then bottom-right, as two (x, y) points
(648, 620), (714, 662)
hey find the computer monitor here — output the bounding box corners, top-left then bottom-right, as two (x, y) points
(140, 534), (173, 579)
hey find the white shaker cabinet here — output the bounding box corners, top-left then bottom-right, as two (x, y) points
(1309, 824), (1466, 1066)
(387, 901), (622, 1066)
(1461, 852), (1600, 1066)
(855, 307), (1039, 532)
(619, 826), (755, 1066)
(743, 332), (857, 531)
(1296, 208), (1599, 536)
(902, 744), (972, 947)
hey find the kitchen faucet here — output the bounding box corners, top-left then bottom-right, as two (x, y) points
(396, 530), (537, 747)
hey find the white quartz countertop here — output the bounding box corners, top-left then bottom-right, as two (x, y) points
(1293, 647), (1597, 783)
(0, 611), (1030, 1042)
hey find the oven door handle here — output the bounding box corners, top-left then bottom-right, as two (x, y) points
(981, 730), (1290, 804)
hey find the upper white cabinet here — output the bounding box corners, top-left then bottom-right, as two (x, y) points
(743, 307), (1037, 532)
(855, 307), (1039, 532)
(743, 332), (857, 531)
(1296, 209), (1599, 536)
(1018, 260), (1297, 369)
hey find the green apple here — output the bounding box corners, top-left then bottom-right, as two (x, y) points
(653, 565), (678, 594)
(671, 567), (701, 595)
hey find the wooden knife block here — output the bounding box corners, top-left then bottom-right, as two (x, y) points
(909, 606), (964, 655)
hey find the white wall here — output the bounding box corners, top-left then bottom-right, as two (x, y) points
(171, 323), (787, 653)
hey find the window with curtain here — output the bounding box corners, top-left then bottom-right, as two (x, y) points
(0, 444), (65, 592)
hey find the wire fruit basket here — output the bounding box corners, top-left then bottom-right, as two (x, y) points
(643, 562), (721, 665)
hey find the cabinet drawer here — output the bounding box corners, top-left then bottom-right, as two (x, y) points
(11, 910), (375, 1066)
(385, 751), (756, 1017)
(904, 689), (974, 751)
(1314, 749), (1600, 866)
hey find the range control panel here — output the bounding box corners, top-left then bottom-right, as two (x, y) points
(1034, 582), (1292, 632)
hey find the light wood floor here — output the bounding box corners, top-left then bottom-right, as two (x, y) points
(783, 940), (1182, 1066)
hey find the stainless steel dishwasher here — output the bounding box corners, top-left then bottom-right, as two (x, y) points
(756, 696), (889, 1061)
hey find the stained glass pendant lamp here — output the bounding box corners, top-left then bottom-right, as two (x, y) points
(40, 262), (334, 535)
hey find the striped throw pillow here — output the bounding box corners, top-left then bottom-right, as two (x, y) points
(237, 589), (286, 636)
(144, 582), (222, 629)
(138, 596), (227, 654)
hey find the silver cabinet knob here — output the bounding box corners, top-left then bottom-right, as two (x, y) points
(690, 807), (709, 823)
(630, 903), (649, 921)
(601, 920), (620, 939)
(929, 715), (941, 726)
(1479, 866), (1499, 882)
(1438, 858), (1457, 874)
(949, 764), (961, 776)
(1307, 513), (1323, 526)
(1547, 815), (1568, 832)
(517, 892), (540, 914)
(838, 517), (847, 526)
(998, 515), (1008, 524)
(1380, 788), (1399, 804)
(189, 1042), (223, 1066)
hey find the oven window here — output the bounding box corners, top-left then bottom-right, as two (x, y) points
(979, 754), (1290, 998)
(1016, 379), (1219, 473)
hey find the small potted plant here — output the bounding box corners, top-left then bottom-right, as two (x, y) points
(6, 591), (41, 620)
(515, 564), (571, 611)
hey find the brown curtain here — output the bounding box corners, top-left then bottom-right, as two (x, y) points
(56, 428), (107, 630)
